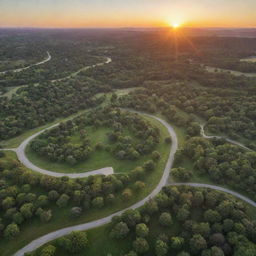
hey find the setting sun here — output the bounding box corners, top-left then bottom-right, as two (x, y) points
(172, 23), (180, 29)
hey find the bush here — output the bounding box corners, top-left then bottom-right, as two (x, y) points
(70, 207), (82, 218)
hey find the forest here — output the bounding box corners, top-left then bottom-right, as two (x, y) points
(0, 29), (255, 256)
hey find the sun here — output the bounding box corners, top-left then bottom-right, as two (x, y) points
(172, 23), (180, 29)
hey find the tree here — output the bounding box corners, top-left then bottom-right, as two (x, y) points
(56, 194), (70, 208)
(2, 197), (15, 209)
(177, 207), (190, 222)
(159, 212), (173, 227)
(122, 209), (141, 228)
(144, 199), (159, 215)
(48, 190), (59, 201)
(133, 237), (149, 254)
(143, 160), (155, 172)
(155, 240), (169, 256)
(122, 188), (133, 201)
(151, 151), (160, 161)
(136, 223), (149, 238)
(189, 234), (207, 253)
(172, 167), (192, 182)
(4, 223), (20, 239)
(210, 233), (225, 246)
(65, 231), (88, 253)
(92, 197), (104, 209)
(110, 222), (130, 239)
(20, 203), (34, 219)
(204, 209), (221, 223)
(40, 245), (56, 256)
(134, 181), (145, 191)
(36, 195), (48, 207)
(12, 212), (24, 225)
(170, 236), (184, 250)
(40, 210), (52, 222)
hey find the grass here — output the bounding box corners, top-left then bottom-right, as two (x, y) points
(0, 111), (171, 256)
(25, 115), (166, 174)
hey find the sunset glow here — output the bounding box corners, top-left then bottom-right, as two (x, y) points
(0, 0), (256, 28)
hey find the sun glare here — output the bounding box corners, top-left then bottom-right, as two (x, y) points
(172, 23), (180, 29)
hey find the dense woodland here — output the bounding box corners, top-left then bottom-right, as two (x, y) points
(33, 186), (256, 256)
(0, 29), (255, 256)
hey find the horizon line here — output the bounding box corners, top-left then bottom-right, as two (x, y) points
(0, 26), (256, 30)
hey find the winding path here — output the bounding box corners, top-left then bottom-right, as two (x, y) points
(171, 183), (256, 207)
(200, 124), (252, 151)
(51, 57), (112, 83)
(0, 51), (51, 75)
(6, 123), (114, 178)
(13, 112), (178, 256)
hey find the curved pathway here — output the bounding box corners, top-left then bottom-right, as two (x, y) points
(3, 123), (114, 178)
(200, 124), (252, 151)
(0, 51), (51, 75)
(13, 112), (178, 256)
(51, 57), (112, 83)
(171, 183), (256, 207)
(11, 112), (256, 255)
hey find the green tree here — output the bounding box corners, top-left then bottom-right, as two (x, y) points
(159, 212), (173, 227)
(65, 231), (88, 253)
(56, 194), (70, 208)
(136, 223), (149, 238)
(40, 245), (56, 256)
(110, 222), (130, 239)
(155, 240), (169, 256)
(133, 237), (149, 254)
(92, 197), (104, 209)
(4, 223), (20, 239)
(189, 234), (207, 253)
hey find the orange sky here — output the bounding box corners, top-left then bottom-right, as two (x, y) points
(0, 0), (256, 28)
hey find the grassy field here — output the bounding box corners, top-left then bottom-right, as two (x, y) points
(0, 111), (171, 256)
(25, 115), (166, 174)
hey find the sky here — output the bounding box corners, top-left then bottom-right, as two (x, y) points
(0, 0), (256, 28)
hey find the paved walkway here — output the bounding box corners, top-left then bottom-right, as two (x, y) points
(171, 183), (256, 207)
(200, 124), (252, 151)
(0, 51), (51, 75)
(13, 112), (256, 256)
(13, 112), (178, 256)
